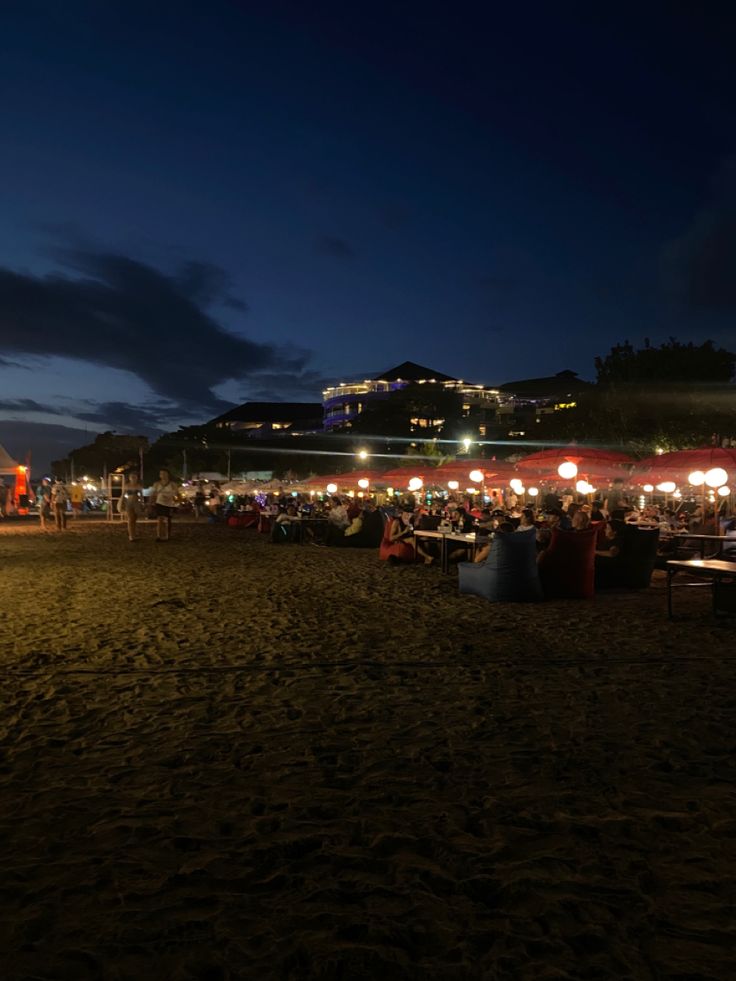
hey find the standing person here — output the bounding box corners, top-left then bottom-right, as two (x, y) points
(151, 468), (179, 541)
(0, 480), (8, 518)
(194, 483), (206, 519)
(51, 479), (69, 531)
(69, 481), (85, 518)
(36, 478), (52, 530)
(120, 472), (144, 542)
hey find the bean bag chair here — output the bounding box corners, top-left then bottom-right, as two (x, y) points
(258, 514), (274, 534)
(595, 523), (660, 589)
(379, 518), (414, 563)
(458, 530), (543, 603)
(538, 526), (598, 599)
(342, 510), (386, 548)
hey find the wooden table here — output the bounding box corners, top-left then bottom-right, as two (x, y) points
(662, 533), (734, 559)
(666, 558), (736, 618)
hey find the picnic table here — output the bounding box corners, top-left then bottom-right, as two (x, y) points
(414, 529), (490, 574)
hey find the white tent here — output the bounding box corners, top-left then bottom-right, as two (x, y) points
(0, 443), (21, 475)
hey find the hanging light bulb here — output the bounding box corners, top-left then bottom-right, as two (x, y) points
(469, 469), (484, 483)
(557, 461), (578, 480)
(447, 480), (459, 491)
(408, 477), (423, 492)
(688, 470), (705, 486)
(657, 481), (676, 493)
(704, 467), (728, 488)
(357, 478), (369, 489)
(528, 487), (539, 497)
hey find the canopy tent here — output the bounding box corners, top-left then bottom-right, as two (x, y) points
(430, 459), (517, 485)
(0, 443), (21, 475)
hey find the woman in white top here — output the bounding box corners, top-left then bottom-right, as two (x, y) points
(151, 468), (178, 541)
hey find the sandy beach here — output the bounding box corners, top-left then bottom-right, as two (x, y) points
(1, 519), (734, 979)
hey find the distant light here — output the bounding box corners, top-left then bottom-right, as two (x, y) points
(688, 470), (705, 487)
(326, 482), (338, 494)
(509, 477), (524, 494)
(408, 477), (423, 492)
(718, 486), (730, 497)
(657, 481), (676, 493)
(291, 491), (298, 497)
(576, 479), (590, 494)
(528, 487), (539, 497)
(358, 478), (369, 489)
(447, 480), (459, 490)
(558, 461), (578, 480)
(704, 467), (728, 488)
(642, 484), (654, 493)
(469, 469), (484, 483)
(358, 449), (368, 460)
(462, 438), (471, 451)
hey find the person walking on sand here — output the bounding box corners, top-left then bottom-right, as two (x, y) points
(36, 478), (52, 530)
(120, 472), (144, 542)
(151, 468), (178, 541)
(51, 478), (69, 531)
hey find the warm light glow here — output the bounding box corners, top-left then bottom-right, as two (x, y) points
(447, 480), (459, 490)
(688, 470), (705, 487)
(528, 487), (539, 497)
(704, 467), (728, 488)
(673, 490), (682, 499)
(357, 478), (369, 489)
(469, 469), (484, 483)
(576, 479), (589, 494)
(358, 449), (368, 460)
(466, 487), (477, 494)
(558, 461), (578, 480)
(642, 483), (654, 493)
(509, 478), (524, 494)
(462, 438), (471, 451)
(408, 477), (423, 492)
(657, 481), (676, 493)
(718, 486), (730, 497)
(326, 482), (338, 494)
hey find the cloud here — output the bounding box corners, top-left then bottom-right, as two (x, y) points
(662, 157), (736, 312)
(0, 398), (61, 416)
(316, 236), (356, 259)
(0, 249), (311, 408)
(0, 420), (98, 476)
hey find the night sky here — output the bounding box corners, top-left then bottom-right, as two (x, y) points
(1, 2), (735, 472)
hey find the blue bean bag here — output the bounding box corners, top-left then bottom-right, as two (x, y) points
(459, 530), (543, 602)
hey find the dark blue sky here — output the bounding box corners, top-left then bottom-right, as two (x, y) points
(1, 2), (735, 470)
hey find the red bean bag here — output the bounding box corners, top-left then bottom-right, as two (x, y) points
(379, 518), (415, 563)
(538, 526), (598, 599)
(258, 514), (274, 534)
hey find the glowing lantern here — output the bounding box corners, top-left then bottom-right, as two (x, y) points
(717, 486), (730, 497)
(642, 484), (654, 493)
(357, 478), (369, 489)
(509, 478), (524, 494)
(408, 477), (423, 492)
(447, 480), (459, 491)
(469, 469), (484, 483)
(326, 482), (338, 494)
(704, 467), (728, 488)
(657, 481), (676, 494)
(528, 487), (539, 497)
(557, 461), (578, 480)
(688, 470), (705, 487)
(576, 479), (590, 495)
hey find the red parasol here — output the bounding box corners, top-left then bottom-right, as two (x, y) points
(632, 446), (736, 484)
(516, 445), (635, 478)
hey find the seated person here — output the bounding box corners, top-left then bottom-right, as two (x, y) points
(571, 509), (591, 531)
(271, 504), (301, 543)
(515, 508), (536, 532)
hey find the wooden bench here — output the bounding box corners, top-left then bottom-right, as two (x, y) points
(666, 559), (736, 618)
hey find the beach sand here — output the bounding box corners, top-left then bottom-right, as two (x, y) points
(0, 520), (734, 979)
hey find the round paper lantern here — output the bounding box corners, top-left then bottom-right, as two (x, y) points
(528, 487), (539, 497)
(509, 478), (524, 494)
(408, 477), (423, 492)
(357, 478), (369, 489)
(718, 486), (730, 497)
(704, 467), (728, 488)
(575, 479), (589, 494)
(657, 481), (676, 493)
(642, 484), (654, 493)
(558, 461), (578, 480)
(326, 482), (338, 494)
(447, 480), (459, 490)
(688, 470), (705, 487)
(469, 469), (484, 483)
